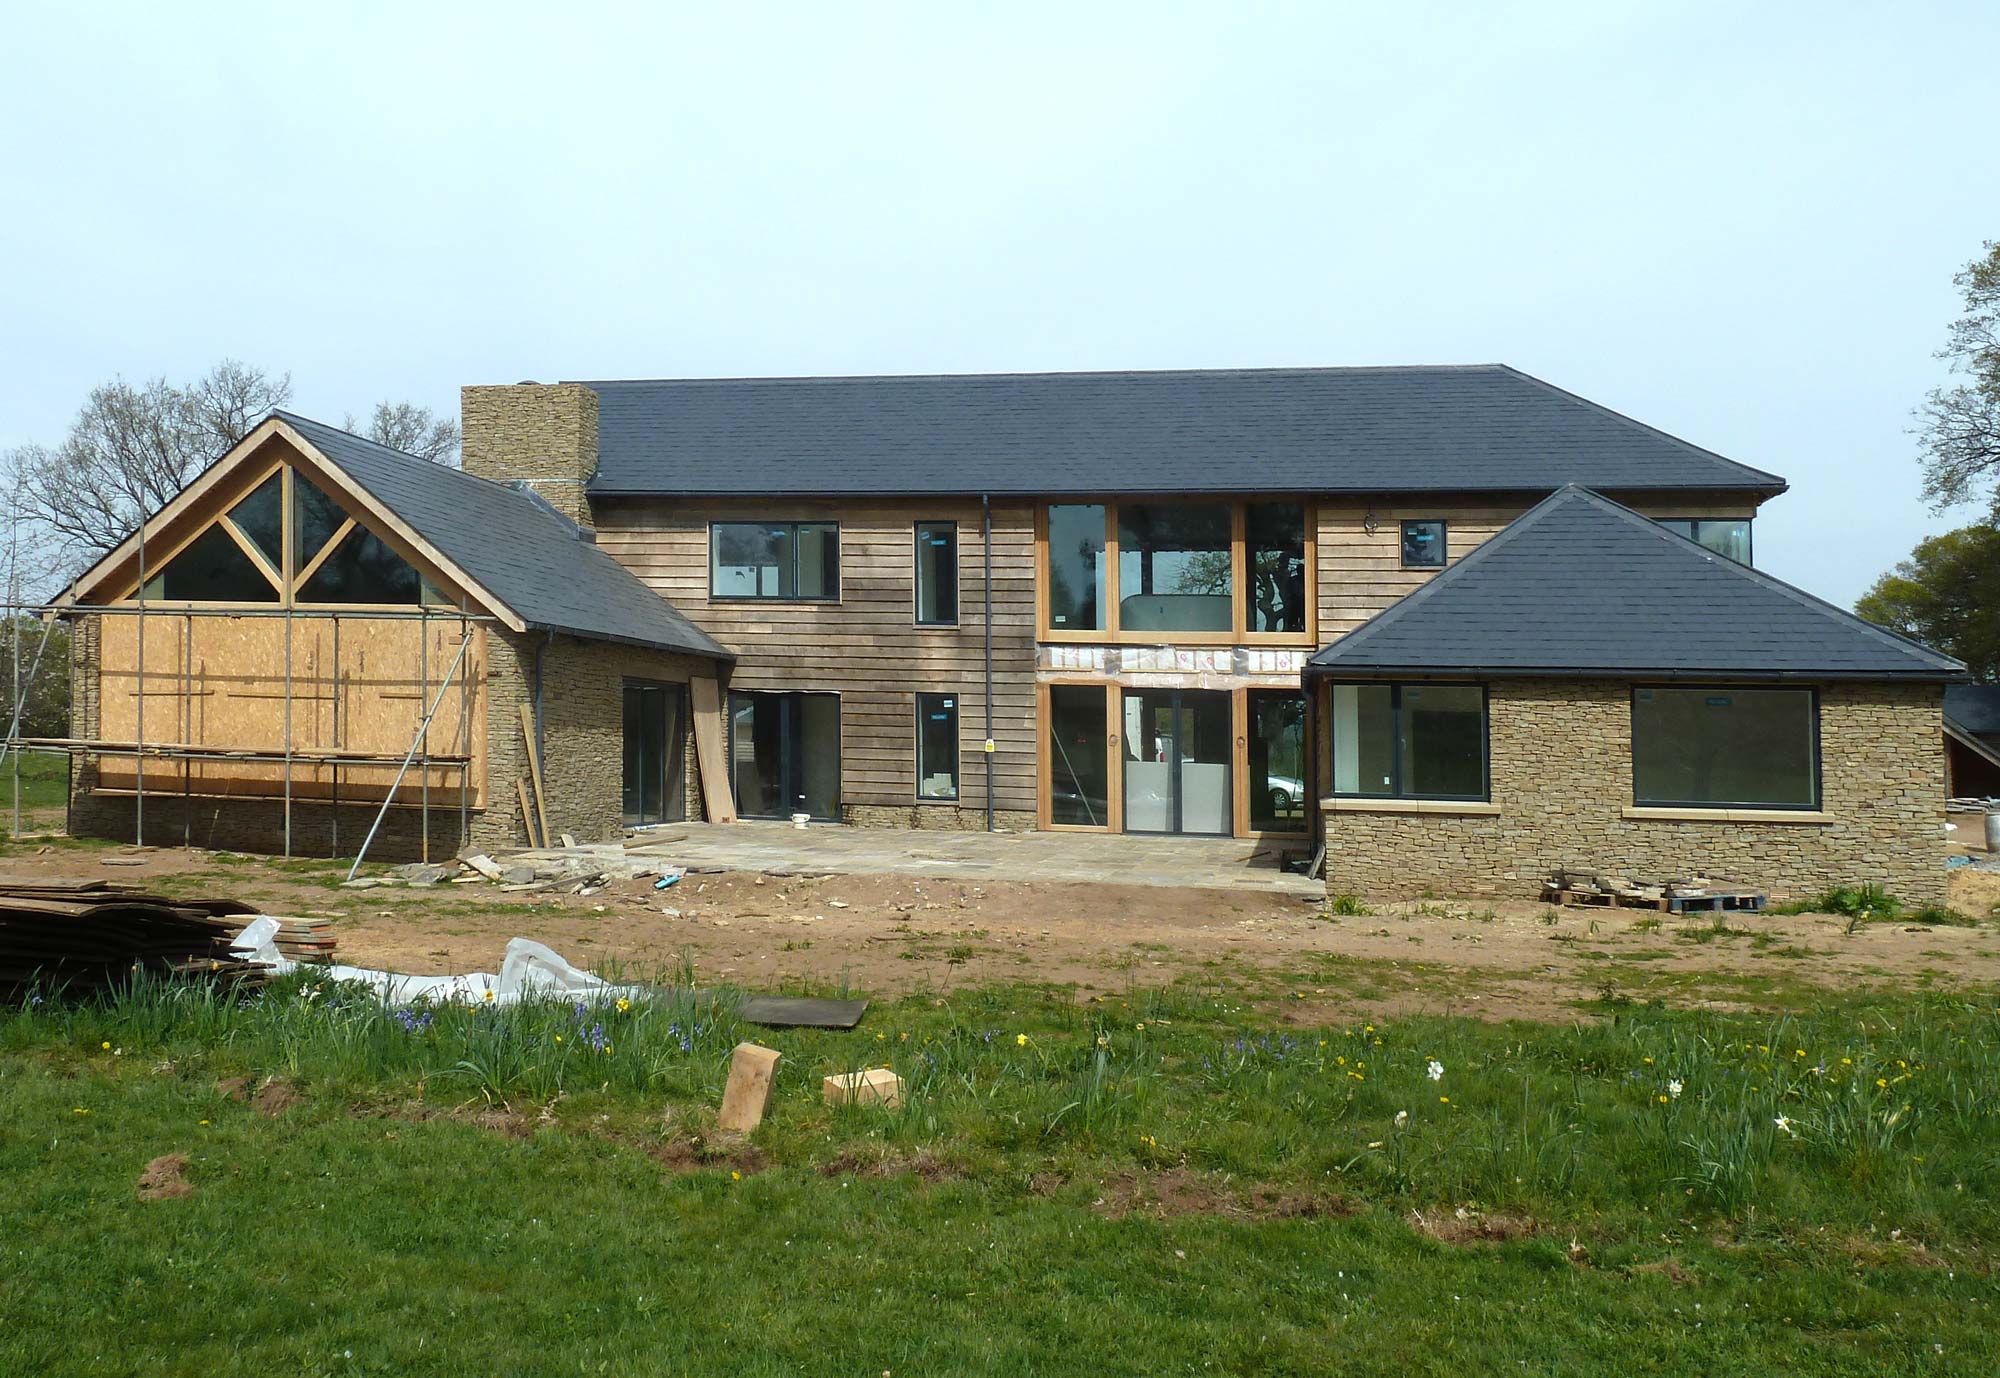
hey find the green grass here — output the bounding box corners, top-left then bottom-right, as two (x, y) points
(0, 748), (67, 832)
(4, 972), (2000, 1374)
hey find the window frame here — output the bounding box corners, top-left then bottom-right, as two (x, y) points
(1657, 517), (1753, 566)
(1629, 684), (1821, 811)
(1399, 519), (1448, 570)
(707, 520), (842, 603)
(1329, 680), (1490, 803)
(913, 520), (959, 627)
(1034, 497), (1316, 646)
(914, 691), (960, 801)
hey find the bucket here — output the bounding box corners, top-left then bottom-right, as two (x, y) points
(791, 812), (811, 830)
(1984, 812), (2000, 852)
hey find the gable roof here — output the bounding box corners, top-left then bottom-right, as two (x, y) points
(578, 364), (1787, 498)
(268, 414), (729, 658)
(1945, 685), (2000, 749)
(1305, 486), (1964, 682)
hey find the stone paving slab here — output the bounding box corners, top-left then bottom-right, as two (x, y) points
(622, 821), (1322, 897)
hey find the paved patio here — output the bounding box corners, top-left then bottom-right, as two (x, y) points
(623, 821), (1322, 896)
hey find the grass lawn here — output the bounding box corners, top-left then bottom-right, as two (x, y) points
(3, 970), (1998, 1375)
(0, 747), (67, 833)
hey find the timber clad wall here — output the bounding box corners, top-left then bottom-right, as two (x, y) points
(1312, 497), (1760, 638)
(594, 498), (1039, 821)
(1318, 680), (1948, 907)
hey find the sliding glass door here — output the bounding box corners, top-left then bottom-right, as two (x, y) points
(727, 691), (841, 820)
(1121, 689), (1231, 835)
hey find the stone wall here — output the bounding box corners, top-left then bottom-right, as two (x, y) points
(460, 383), (599, 528)
(843, 802), (1036, 832)
(1319, 679), (1948, 907)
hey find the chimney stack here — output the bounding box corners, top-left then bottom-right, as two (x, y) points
(460, 382), (599, 529)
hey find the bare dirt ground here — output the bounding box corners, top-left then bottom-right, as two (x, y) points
(12, 840), (2000, 1022)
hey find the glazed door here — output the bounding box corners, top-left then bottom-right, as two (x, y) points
(1121, 689), (1231, 835)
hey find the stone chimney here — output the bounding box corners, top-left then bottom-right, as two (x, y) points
(460, 382), (600, 529)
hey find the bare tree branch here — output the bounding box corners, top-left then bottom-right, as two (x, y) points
(344, 401), (461, 465)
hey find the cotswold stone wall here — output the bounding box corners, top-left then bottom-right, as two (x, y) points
(1320, 680), (1948, 907)
(460, 383), (598, 528)
(843, 802), (1036, 831)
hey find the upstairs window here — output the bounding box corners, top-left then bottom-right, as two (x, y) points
(1247, 502), (1308, 633)
(1632, 687), (1816, 809)
(915, 521), (958, 625)
(140, 524), (280, 602)
(1400, 519), (1447, 569)
(710, 522), (840, 601)
(1118, 503), (1231, 633)
(1046, 504), (1107, 630)
(1658, 518), (1752, 566)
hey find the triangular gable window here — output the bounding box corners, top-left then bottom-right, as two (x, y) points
(292, 473), (349, 570)
(225, 472), (284, 570)
(139, 524), (281, 602)
(298, 525), (425, 605)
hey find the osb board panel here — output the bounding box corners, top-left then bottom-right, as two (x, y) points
(93, 614), (487, 806)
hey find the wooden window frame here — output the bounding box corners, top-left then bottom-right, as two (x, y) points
(707, 520), (842, 604)
(111, 458), (471, 613)
(1034, 497), (1316, 647)
(1035, 678), (1123, 832)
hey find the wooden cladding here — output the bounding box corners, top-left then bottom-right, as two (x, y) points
(593, 498), (1039, 813)
(90, 612), (487, 807)
(1033, 499), (1318, 647)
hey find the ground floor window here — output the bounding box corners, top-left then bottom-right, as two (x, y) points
(1122, 688), (1232, 835)
(1248, 689), (1307, 831)
(622, 681), (687, 827)
(1631, 687), (1817, 808)
(916, 693), (958, 800)
(728, 690), (840, 819)
(1331, 682), (1486, 800)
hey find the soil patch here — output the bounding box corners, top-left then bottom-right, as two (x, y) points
(252, 1079), (303, 1116)
(1090, 1169), (1354, 1221)
(136, 1153), (193, 1201)
(817, 1146), (963, 1183)
(1632, 1257), (1698, 1284)
(215, 1076), (250, 1101)
(647, 1135), (769, 1176)
(1410, 1206), (1538, 1244)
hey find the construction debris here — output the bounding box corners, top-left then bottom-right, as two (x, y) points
(0, 879), (265, 994)
(265, 917), (338, 964)
(823, 1068), (903, 1108)
(717, 1042), (782, 1132)
(1541, 867), (1765, 914)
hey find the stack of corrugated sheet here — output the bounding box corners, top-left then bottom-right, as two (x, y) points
(0, 878), (265, 994)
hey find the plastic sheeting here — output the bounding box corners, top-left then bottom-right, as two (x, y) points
(230, 918), (653, 1007)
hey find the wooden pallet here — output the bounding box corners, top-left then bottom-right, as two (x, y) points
(1541, 885), (1765, 914)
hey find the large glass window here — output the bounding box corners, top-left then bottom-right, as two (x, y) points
(139, 525), (280, 602)
(1047, 505), (1106, 631)
(622, 682), (687, 827)
(710, 522), (840, 600)
(1246, 503), (1307, 633)
(1248, 689), (1308, 831)
(226, 472), (284, 570)
(1632, 687), (1816, 808)
(1331, 682), (1486, 800)
(1118, 503), (1231, 632)
(915, 522), (958, 625)
(1658, 518), (1752, 566)
(916, 692), (959, 799)
(728, 690), (841, 818)
(1048, 684), (1110, 826)
(298, 526), (425, 604)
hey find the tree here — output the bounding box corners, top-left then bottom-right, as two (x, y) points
(1856, 525), (2000, 680)
(4, 360), (292, 569)
(1918, 240), (2000, 517)
(344, 401), (460, 465)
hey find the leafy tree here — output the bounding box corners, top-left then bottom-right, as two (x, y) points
(1918, 241), (2000, 516)
(1856, 525), (2000, 679)
(344, 401), (460, 465)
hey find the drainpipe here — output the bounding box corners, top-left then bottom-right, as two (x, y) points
(983, 493), (994, 832)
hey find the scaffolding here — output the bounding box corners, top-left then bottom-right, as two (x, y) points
(1, 598), (496, 874)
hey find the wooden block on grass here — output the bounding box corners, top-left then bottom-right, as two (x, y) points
(717, 1042), (782, 1133)
(823, 1068), (903, 1109)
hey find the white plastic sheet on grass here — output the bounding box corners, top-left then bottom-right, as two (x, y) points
(230, 918), (652, 1008)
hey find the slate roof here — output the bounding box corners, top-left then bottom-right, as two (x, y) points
(1944, 685), (2000, 746)
(1305, 486), (1963, 681)
(276, 413), (730, 659)
(577, 365), (1787, 498)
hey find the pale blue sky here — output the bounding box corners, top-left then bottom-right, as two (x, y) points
(3, 2), (1994, 605)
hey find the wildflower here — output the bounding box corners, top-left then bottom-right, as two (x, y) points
(1016, 1034), (1028, 1047)
(1394, 1110), (1408, 1130)
(554, 1035), (563, 1044)
(1667, 1079), (1683, 1100)
(1642, 1056), (1653, 1065)
(1877, 1078), (1889, 1089)
(482, 989), (495, 1002)
(900, 1032), (908, 1042)
(1426, 1059), (1444, 1082)
(731, 1170), (742, 1181)
(199, 1119), (209, 1126)
(1774, 1116), (1794, 1135)
(72, 1107), (89, 1115)
(1658, 1094), (1670, 1104)
(616, 998), (631, 1013)
(1841, 1057), (1852, 1066)
(101, 1041), (110, 1051)
(1095, 1035), (1109, 1049)
(1439, 1096), (1449, 1104)
(1136, 1023), (1146, 1032)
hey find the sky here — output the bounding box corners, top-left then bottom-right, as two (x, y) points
(2, 2), (1995, 607)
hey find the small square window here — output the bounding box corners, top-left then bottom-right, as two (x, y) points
(1400, 520), (1446, 569)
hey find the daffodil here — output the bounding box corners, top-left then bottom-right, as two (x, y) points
(1774, 1115), (1794, 1135)
(1667, 1079), (1683, 1099)
(1016, 1033), (1028, 1047)
(616, 998), (631, 1013)
(1394, 1110), (1408, 1129)
(1426, 1059), (1444, 1082)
